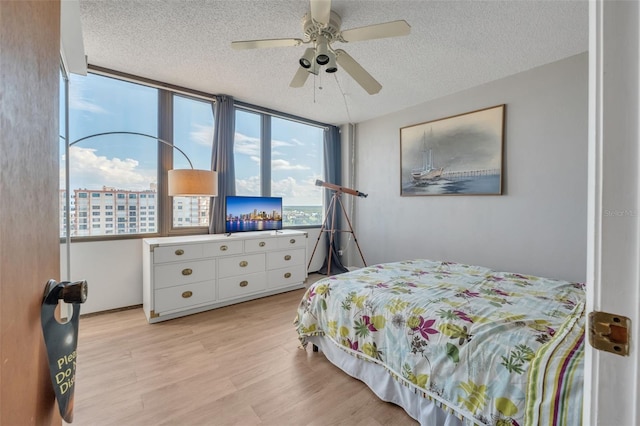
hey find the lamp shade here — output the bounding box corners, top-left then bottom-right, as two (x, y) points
(168, 169), (217, 197)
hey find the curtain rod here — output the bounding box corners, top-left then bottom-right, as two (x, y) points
(234, 100), (332, 130)
(88, 65), (334, 130)
(88, 65), (217, 103)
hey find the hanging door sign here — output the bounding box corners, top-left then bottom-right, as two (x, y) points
(41, 279), (88, 423)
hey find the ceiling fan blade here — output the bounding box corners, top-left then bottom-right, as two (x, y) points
(341, 20), (411, 43)
(310, 0), (331, 25)
(231, 38), (303, 50)
(290, 66), (311, 88)
(335, 49), (382, 95)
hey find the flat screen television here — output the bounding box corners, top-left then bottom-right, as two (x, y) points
(225, 195), (283, 234)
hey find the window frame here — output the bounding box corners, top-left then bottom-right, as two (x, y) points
(61, 67), (327, 243)
(234, 102), (327, 229)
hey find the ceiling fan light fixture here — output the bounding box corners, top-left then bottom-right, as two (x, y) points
(325, 51), (337, 73)
(299, 47), (315, 69)
(315, 36), (330, 65)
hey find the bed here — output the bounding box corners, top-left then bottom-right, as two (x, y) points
(294, 259), (585, 426)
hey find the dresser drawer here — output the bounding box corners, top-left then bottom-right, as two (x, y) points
(153, 244), (203, 264)
(267, 248), (305, 270)
(267, 266), (306, 289)
(154, 259), (215, 289)
(218, 272), (267, 300)
(277, 235), (305, 249)
(202, 240), (243, 257)
(218, 253), (265, 278)
(244, 237), (278, 253)
(154, 280), (215, 313)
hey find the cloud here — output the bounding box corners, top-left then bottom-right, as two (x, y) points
(272, 175), (323, 205)
(272, 159), (309, 171)
(65, 147), (156, 191)
(234, 174), (323, 205)
(235, 175), (261, 195)
(234, 132), (260, 156)
(189, 124), (214, 146)
(271, 138), (296, 148)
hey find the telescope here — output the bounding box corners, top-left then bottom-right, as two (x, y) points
(315, 179), (368, 198)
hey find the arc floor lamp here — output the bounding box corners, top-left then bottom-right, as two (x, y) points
(62, 131), (218, 279)
(66, 131), (217, 196)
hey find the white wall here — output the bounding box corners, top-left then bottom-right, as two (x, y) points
(350, 53), (588, 282)
(61, 228), (324, 314)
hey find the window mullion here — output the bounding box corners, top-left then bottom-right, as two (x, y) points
(158, 89), (173, 236)
(261, 114), (271, 196)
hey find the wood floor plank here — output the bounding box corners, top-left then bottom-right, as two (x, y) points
(68, 277), (417, 425)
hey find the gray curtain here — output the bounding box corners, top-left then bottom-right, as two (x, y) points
(318, 125), (348, 275)
(209, 95), (236, 234)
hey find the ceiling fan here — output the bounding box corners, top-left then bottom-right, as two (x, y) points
(231, 0), (411, 95)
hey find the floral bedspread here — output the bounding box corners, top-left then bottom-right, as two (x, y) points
(294, 260), (585, 426)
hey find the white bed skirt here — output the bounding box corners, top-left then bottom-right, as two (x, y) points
(308, 336), (465, 426)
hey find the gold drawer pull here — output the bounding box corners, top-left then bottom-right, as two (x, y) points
(182, 268), (193, 276)
(239, 260), (248, 267)
(289, 238), (296, 244)
(284, 255), (292, 261)
(220, 245), (228, 251)
(182, 291), (193, 298)
(175, 249), (184, 256)
(239, 280), (248, 287)
(259, 241), (266, 247)
(284, 272), (292, 279)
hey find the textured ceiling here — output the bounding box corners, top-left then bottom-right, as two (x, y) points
(78, 0), (588, 126)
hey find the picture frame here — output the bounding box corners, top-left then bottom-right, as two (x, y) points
(400, 104), (505, 196)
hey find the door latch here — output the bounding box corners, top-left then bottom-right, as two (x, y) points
(588, 311), (630, 356)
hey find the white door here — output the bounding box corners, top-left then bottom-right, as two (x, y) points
(585, 1), (640, 425)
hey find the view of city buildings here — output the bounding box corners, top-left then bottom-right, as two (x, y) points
(60, 186), (208, 237)
(60, 186), (322, 237)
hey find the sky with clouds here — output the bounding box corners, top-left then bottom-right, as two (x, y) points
(62, 73), (324, 206)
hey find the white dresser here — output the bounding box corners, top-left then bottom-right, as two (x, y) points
(142, 230), (308, 323)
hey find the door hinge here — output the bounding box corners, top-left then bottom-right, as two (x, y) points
(588, 311), (630, 356)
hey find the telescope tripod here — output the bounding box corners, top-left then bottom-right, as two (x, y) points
(308, 189), (367, 276)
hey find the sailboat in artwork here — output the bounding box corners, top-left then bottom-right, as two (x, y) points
(411, 128), (443, 183)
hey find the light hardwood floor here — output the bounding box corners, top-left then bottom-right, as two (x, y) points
(69, 276), (418, 425)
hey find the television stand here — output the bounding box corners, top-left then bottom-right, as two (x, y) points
(142, 230), (308, 323)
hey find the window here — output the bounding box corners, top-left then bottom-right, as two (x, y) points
(271, 117), (323, 226)
(172, 95), (215, 228)
(233, 108), (324, 227)
(234, 110), (261, 196)
(60, 70), (327, 239)
(62, 72), (158, 237)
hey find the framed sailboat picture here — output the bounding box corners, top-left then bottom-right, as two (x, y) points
(400, 104), (505, 196)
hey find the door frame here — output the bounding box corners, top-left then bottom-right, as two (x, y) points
(585, 1), (640, 424)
